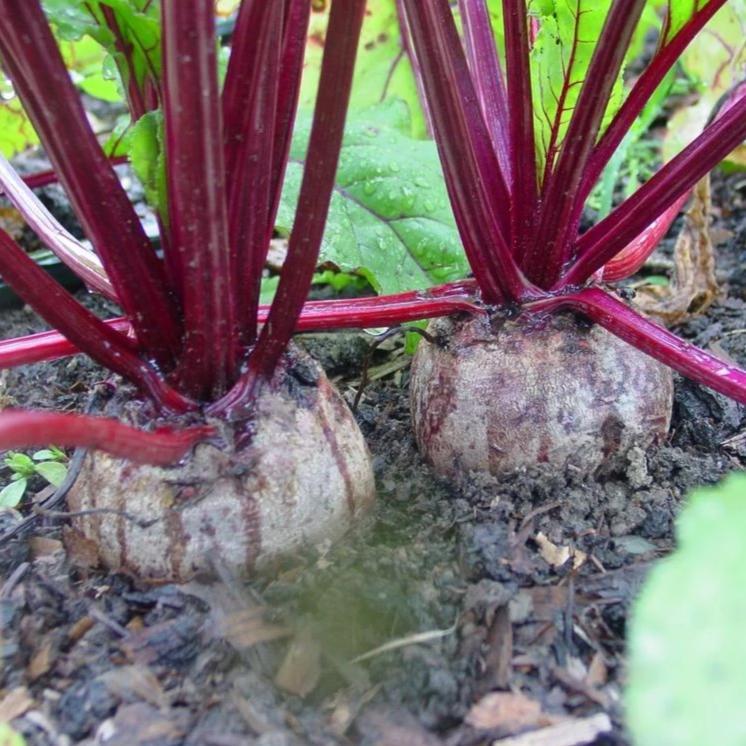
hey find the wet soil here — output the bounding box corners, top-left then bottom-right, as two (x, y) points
(1, 172), (746, 745)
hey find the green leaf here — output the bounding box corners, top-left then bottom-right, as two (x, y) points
(44, 0), (161, 95)
(35, 461), (68, 487)
(530, 0), (625, 176)
(5, 452), (35, 477)
(0, 724), (27, 746)
(662, 0), (711, 44)
(627, 473), (746, 746)
(277, 101), (468, 295)
(32, 449), (56, 461)
(129, 110), (168, 215)
(32, 446), (67, 462)
(662, 0), (746, 165)
(49, 445), (67, 461)
(61, 36), (121, 102)
(300, 0), (427, 138)
(0, 88), (40, 157)
(0, 478), (28, 509)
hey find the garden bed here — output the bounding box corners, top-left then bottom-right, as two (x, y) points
(1, 171), (745, 745)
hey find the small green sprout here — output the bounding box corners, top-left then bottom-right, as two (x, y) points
(0, 446), (68, 509)
(0, 724), (27, 746)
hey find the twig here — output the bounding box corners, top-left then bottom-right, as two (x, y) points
(349, 619), (458, 664)
(33, 506), (157, 529)
(0, 561), (29, 598)
(88, 605), (129, 638)
(352, 325), (435, 412)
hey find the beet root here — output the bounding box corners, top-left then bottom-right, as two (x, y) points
(410, 312), (673, 477)
(67, 350), (375, 582)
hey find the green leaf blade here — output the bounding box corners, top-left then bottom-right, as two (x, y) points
(627, 473), (746, 746)
(0, 478), (28, 509)
(277, 102), (468, 296)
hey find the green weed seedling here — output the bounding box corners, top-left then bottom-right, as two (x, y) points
(0, 446), (67, 508)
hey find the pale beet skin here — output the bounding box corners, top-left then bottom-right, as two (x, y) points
(67, 347), (375, 582)
(410, 312), (673, 477)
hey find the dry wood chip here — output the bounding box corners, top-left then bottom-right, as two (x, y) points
(586, 653), (608, 689)
(265, 237), (288, 270)
(99, 665), (169, 709)
(230, 690), (275, 735)
(327, 685), (381, 736)
(534, 533), (587, 570)
(214, 607), (291, 650)
(27, 636), (55, 681)
(126, 615), (145, 633)
(67, 615), (94, 643)
(355, 707), (443, 746)
(482, 605), (513, 691)
(466, 692), (554, 732)
(0, 687), (34, 722)
(96, 702), (189, 746)
(62, 526), (100, 570)
(0, 206), (25, 239)
(491, 712), (612, 745)
(274, 626), (322, 698)
(551, 665), (611, 709)
(29, 536), (63, 559)
(121, 616), (201, 666)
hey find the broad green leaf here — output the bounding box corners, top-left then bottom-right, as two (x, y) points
(44, 0), (161, 94)
(663, 0), (746, 164)
(529, 0), (625, 176)
(0, 86), (40, 157)
(277, 101), (468, 295)
(129, 110), (167, 215)
(61, 36), (120, 102)
(35, 461), (68, 487)
(300, 0), (426, 138)
(0, 478), (27, 509)
(627, 473), (746, 746)
(32, 449), (57, 461)
(662, 0), (710, 44)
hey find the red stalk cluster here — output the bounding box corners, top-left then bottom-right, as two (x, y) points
(0, 0), (370, 458)
(0, 0), (745, 465)
(396, 0), (746, 405)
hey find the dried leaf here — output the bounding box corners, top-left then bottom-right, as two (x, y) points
(27, 637), (54, 681)
(492, 713), (612, 745)
(466, 692), (550, 732)
(95, 703), (188, 746)
(28, 537), (63, 559)
(586, 653), (607, 689)
(214, 607), (291, 650)
(62, 526), (100, 570)
(535, 533), (587, 570)
(274, 626), (322, 698)
(0, 687), (33, 722)
(635, 176), (719, 323)
(67, 616), (94, 642)
(99, 665), (169, 709)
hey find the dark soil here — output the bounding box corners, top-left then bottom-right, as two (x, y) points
(1, 172), (746, 746)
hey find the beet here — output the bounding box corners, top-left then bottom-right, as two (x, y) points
(67, 349), (375, 582)
(410, 312), (673, 477)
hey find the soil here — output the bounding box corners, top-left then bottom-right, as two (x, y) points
(1, 171), (745, 746)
